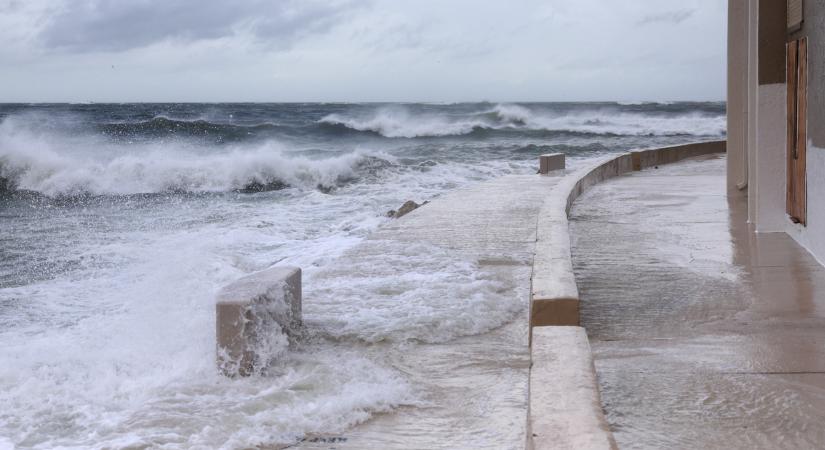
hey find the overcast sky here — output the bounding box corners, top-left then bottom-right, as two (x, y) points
(0, 0), (727, 103)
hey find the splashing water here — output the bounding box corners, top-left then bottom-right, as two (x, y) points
(0, 102), (725, 448)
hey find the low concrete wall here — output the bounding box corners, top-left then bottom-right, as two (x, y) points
(216, 266), (302, 377)
(528, 327), (617, 450)
(632, 140), (727, 171)
(527, 141), (725, 450)
(530, 141), (726, 329)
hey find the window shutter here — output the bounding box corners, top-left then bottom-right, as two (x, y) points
(788, 0), (804, 32)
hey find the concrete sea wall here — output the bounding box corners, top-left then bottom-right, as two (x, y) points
(209, 141), (726, 447)
(527, 140), (725, 450)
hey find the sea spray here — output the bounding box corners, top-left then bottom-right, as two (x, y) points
(319, 102), (726, 138)
(0, 101), (725, 448)
(0, 119), (397, 195)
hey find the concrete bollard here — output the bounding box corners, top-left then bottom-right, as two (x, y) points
(216, 266), (301, 377)
(539, 153), (565, 174)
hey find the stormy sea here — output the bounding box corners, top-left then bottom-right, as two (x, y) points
(0, 102), (724, 448)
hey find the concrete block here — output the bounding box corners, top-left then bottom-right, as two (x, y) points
(539, 153), (565, 174)
(531, 248), (579, 327)
(528, 326), (617, 450)
(216, 266), (301, 376)
(531, 214), (580, 329)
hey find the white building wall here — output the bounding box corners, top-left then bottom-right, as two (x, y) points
(785, 143), (825, 265)
(753, 84), (787, 232)
(746, 0), (759, 223)
(730, 0), (825, 265)
(727, 0), (748, 193)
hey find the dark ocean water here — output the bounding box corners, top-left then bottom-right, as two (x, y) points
(0, 102), (724, 448)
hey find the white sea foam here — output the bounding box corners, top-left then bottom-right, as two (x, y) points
(0, 203), (416, 449)
(0, 102), (720, 448)
(491, 103), (533, 124)
(320, 107), (487, 138)
(523, 111), (726, 137)
(0, 118), (390, 196)
(0, 161), (527, 447)
(0, 112), (540, 447)
(319, 103), (726, 138)
(305, 239), (523, 343)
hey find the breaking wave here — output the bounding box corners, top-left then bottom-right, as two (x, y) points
(0, 119), (394, 196)
(319, 103), (726, 138)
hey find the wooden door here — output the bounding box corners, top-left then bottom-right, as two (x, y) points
(787, 37), (807, 225)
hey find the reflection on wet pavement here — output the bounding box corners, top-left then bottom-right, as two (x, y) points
(571, 155), (825, 449)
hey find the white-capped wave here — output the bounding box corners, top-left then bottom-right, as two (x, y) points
(0, 224), (415, 449)
(320, 108), (486, 138)
(0, 118), (391, 196)
(318, 103), (726, 138)
(491, 103), (532, 124)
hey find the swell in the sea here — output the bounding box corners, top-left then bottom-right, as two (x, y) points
(317, 103), (727, 138)
(0, 148), (394, 198)
(85, 103), (726, 141)
(97, 116), (294, 143)
(0, 102), (725, 197)
(0, 123), (394, 198)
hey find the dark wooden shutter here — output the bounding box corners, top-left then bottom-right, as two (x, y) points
(786, 37), (807, 225)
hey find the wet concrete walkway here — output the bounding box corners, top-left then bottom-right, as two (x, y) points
(299, 173), (561, 449)
(570, 155), (825, 449)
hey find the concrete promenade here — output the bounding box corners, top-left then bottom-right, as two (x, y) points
(299, 173), (561, 449)
(571, 155), (825, 449)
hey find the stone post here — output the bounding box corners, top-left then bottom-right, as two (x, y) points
(539, 153), (565, 174)
(216, 266), (301, 376)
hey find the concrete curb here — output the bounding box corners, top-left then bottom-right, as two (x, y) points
(528, 327), (617, 450)
(529, 141), (726, 330)
(527, 140), (725, 450)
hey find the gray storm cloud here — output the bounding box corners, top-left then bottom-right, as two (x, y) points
(0, 0), (727, 102)
(40, 0), (363, 51)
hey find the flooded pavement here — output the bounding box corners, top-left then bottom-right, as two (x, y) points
(295, 173), (562, 449)
(570, 155), (825, 449)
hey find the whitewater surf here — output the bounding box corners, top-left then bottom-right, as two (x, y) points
(0, 102), (724, 448)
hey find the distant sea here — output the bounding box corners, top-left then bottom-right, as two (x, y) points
(0, 102), (725, 448)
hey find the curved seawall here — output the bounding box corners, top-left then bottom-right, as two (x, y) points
(527, 140), (726, 450)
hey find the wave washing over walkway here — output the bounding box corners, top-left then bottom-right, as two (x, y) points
(571, 155), (825, 449)
(298, 173), (562, 448)
(0, 103), (725, 448)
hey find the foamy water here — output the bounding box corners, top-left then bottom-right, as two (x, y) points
(319, 103), (725, 138)
(0, 102), (725, 448)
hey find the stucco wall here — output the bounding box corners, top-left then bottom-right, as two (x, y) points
(754, 84), (787, 232)
(786, 143), (825, 264)
(747, 0), (759, 223)
(727, 0), (748, 193)
(740, 1), (825, 264)
(784, 2), (825, 264)
(792, 0), (825, 147)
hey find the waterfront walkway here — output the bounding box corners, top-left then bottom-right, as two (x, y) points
(571, 155), (825, 449)
(300, 173), (561, 449)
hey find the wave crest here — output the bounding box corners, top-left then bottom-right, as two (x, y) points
(319, 103), (726, 138)
(0, 120), (393, 197)
(319, 109), (485, 138)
